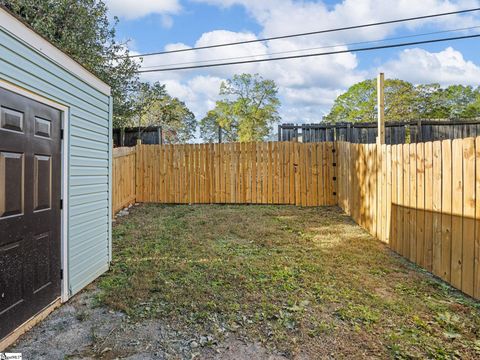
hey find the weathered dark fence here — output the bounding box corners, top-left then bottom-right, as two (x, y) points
(279, 119), (480, 144)
(278, 123), (335, 142)
(113, 126), (162, 147)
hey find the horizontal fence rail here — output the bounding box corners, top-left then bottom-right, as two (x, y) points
(134, 142), (337, 206)
(337, 138), (480, 299)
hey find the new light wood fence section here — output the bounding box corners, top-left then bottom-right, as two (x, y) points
(337, 139), (480, 299)
(134, 142), (336, 206)
(113, 147), (136, 214)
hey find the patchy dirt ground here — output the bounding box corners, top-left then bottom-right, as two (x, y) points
(9, 205), (480, 359)
(9, 289), (287, 360)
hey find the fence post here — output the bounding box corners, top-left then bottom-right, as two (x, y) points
(135, 143), (141, 202)
(133, 147), (137, 205)
(377, 72), (385, 145)
(158, 127), (163, 145)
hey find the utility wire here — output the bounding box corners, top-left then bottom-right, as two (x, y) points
(136, 33), (480, 73)
(129, 7), (480, 58)
(140, 25), (480, 70)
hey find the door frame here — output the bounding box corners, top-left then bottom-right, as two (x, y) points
(0, 79), (70, 303)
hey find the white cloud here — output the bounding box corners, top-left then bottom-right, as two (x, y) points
(161, 15), (175, 29)
(281, 87), (344, 107)
(137, 21), (367, 123)
(194, 0), (480, 42)
(380, 47), (480, 86)
(134, 0), (480, 126)
(157, 76), (224, 118)
(104, 0), (181, 20)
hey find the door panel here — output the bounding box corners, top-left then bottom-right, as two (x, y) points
(0, 107), (24, 133)
(32, 232), (52, 293)
(34, 155), (52, 211)
(0, 151), (24, 217)
(0, 241), (24, 314)
(0, 87), (61, 339)
(34, 117), (51, 138)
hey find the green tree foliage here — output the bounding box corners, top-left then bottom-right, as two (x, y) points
(200, 74), (280, 142)
(418, 85), (480, 119)
(1, 0), (146, 127)
(325, 79), (480, 123)
(136, 84), (197, 144)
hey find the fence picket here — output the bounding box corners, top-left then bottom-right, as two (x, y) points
(397, 144), (404, 257)
(462, 138), (475, 296)
(441, 140), (453, 282)
(386, 145), (392, 245)
(391, 145), (398, 251)
(424, 142), (433, 270)
(451, 139), (464, 289)
(409, 143), (417, 263)
(475, 137), (480, 299)
(432, 141), (443, 277)
(416, 143), (425, 267)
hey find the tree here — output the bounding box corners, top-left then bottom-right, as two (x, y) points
(413, 83), (446, 118)
(128, 81), (167, 124)
(200, 74), (280, 142)
(324, 79), (418, 123)
(427, 85), (479, 119)
(137, 89), (197, 144)
(464, 90), (480, 116)
(325, 78), (480, 123)
(2, 0), (141, 127)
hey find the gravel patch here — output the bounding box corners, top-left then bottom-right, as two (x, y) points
(9, 287), (286, 360)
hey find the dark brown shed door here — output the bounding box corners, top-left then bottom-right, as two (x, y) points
(0, 88), (62, 339)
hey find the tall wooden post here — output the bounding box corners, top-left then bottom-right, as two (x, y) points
(377, 72), (385, 145)
(158, 126), (163, 145)
(120, 127), (125, 147)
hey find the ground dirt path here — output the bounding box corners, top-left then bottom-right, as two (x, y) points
(9, 289), (290, 360)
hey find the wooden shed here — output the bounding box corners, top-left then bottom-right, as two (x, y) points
(0, 7), (112, 346)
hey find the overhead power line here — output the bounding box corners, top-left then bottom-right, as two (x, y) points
(136, 33), (480, 73)
(129, 7), (480, 58)
(139, 25), (480, 70)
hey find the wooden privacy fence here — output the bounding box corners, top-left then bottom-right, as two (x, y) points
(279, 119), (480, 144)
(113, 147), (136, 214)
(134, 142), (337, 206)
(337, 139), (480, 299)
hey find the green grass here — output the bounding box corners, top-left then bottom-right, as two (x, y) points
(98, 204), (480, 358)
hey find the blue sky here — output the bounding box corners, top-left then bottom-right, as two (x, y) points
(105, 0), (480, 124)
